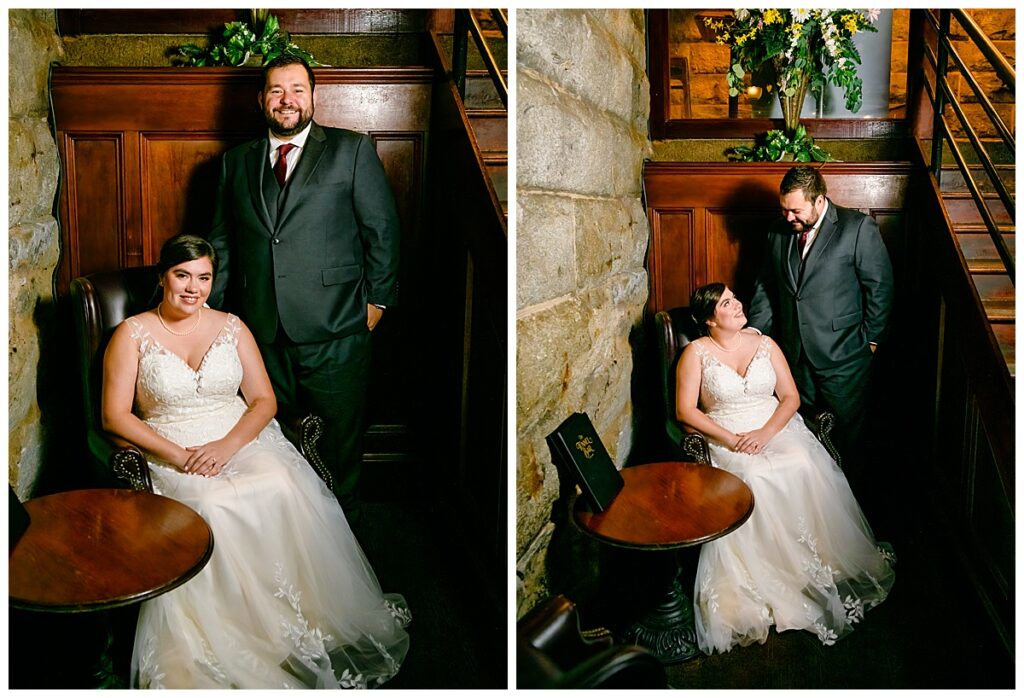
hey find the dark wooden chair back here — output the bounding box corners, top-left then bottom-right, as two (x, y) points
(70, 268), (161, 489)
(653, 307), (712, 463)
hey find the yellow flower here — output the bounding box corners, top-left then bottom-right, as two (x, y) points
(764, 9), (783, 25)
(790, 23), (803, 36)
(844, 16), (859, 33)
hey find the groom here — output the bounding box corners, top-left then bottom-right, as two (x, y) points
(745, 166), (893, 494)
(207, 55), (400, 521)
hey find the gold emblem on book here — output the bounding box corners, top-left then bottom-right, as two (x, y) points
(575, 435), (595, 459)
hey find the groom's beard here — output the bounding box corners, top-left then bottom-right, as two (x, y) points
(265, 105), (314, 137)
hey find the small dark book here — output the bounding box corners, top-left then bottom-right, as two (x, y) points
(546, 412), (624, 512)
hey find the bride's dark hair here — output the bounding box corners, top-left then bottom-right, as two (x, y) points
(157, 234), (218, 277)
(690, 282), (726, 336)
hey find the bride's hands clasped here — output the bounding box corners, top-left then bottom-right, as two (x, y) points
(732, 426), (776, 455)
(181, 438), (240, 477)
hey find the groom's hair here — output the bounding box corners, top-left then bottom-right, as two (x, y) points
(690, 282), (726, 336)
(780, 166), (827, 202)
(157, 234), (218, 278)
(262, 55), (316, 93)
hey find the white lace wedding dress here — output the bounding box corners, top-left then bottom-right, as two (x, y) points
(125, 315), (410, 689)
(690, 335), (895, 654)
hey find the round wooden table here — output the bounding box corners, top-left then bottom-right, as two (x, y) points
(573, 461), (754, 663)
(10, 488), (214, 612)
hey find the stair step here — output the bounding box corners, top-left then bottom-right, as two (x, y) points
(943, 194), (1015, 227)
(923, 138), (1015, 167)
(991, 323), (1016, 377)
(973, 274), (1015, 323)
(957, 232), (1015, 274)
(938, 165), (1016, 195)
(487, 161), (508, 207)
(465, 70), (508, 109)
(467, 109), (507, 153)
(437, 33), (507, 72)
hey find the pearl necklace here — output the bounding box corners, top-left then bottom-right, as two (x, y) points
(157, 303), (202, 336)
(708, 333), (742, 353)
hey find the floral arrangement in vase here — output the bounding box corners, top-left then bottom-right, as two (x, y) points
(705, 8), (879, 139)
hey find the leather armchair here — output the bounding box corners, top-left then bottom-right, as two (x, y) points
(70, 266), (333, 492)
(653, 307), (842, 467)
(517, 595), (665, 689)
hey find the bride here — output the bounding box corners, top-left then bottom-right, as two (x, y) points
(675, 282), (894, 654)
(102, 234), (410, 688)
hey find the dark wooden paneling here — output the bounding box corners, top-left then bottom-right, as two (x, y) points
(643, 161), (913, 313)
(903, 141), (1014, 655)
(420, 31), (507, 610)
(56, 9), (438, 36)
(140, 135), (244, 262)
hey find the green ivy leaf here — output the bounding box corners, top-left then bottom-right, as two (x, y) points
(732, 63), (745, 78)
(729, 87), (739, 97)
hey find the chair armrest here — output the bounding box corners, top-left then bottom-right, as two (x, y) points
(276, 407), (334, 491)
(807, 411), (842, 468)
(680, 431), (712, 465)
(87, 428), (153, 492)
(666, 420), (712, 465)
(565, 644), (666, 689)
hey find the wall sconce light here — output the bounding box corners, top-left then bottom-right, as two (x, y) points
(746, 85), (763, 99)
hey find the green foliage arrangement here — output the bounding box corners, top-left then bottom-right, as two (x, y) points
(705, 8), (879, 114)
(725, 125), (834, 163)
(173, 13), (318, 67)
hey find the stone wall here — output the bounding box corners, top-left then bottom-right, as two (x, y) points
(516, 9), (651, 618)
(9, 10), (65, 497)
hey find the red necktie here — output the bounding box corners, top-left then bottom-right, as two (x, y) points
(274, 143), (296, 188)
(798, 229), (809, 255)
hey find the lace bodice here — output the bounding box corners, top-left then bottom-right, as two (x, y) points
(128, 315), (248, 450)
(693, 335), (779, 430)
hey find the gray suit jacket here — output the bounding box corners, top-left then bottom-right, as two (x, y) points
(208, 122), (400, 345)
(746, 199), (894, 369)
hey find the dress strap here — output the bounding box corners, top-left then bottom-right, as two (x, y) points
(223, 313), (241, 340)
(125, 316), (154, 354)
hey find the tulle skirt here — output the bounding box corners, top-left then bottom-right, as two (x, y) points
(694, 411), (894, 654)
(131, 421), (410, 689)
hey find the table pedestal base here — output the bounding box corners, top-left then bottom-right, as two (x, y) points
(621, 575), (700, 664)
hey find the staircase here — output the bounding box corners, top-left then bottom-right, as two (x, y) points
(919, 9), (1015, 378)
(465, 72), (509, 219)
(936, 156), (1016, 376)
(436, 9), (508, 221)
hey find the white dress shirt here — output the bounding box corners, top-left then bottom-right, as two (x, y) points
(267, 122), (313, 184)
(800, 198), (829, 259)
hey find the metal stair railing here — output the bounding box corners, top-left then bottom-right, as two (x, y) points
(452, 9), (508, 109)
(923, 9), (1015, 283)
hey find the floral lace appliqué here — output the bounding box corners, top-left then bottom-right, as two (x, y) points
(274, 563), (335, 668)
(137, 636), (166, 689)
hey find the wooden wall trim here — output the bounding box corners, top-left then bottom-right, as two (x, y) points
(51, 66), (434, 86)
(56, 9), (439, 36)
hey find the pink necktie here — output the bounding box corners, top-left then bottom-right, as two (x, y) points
(274, 143), (296, 188)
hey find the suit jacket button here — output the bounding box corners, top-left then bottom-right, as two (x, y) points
(273, 238), (280, 244)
